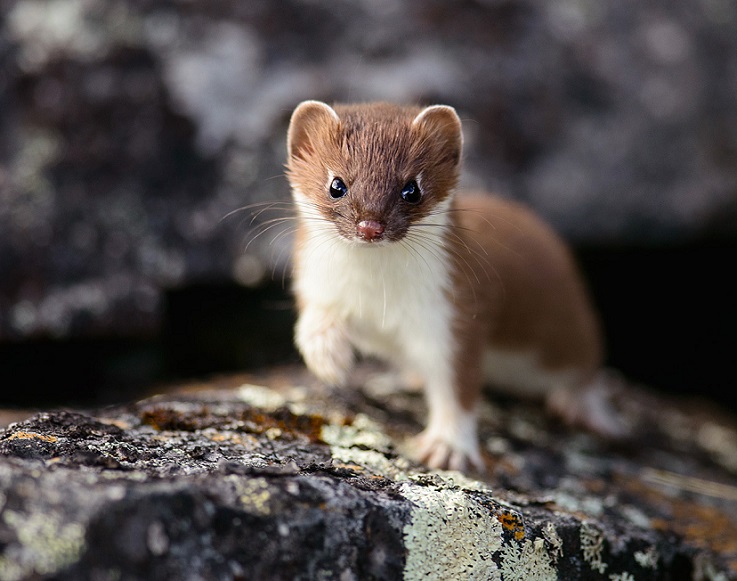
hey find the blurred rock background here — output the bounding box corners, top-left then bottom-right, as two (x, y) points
(0, 0), (735, 408)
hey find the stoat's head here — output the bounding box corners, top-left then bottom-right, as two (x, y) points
(286, 101), (462, 244)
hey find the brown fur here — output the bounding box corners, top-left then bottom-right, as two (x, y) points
(447, 193), (603, 410)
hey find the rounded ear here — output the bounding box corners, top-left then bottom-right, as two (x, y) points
(412, 105), (463, 164)
(287, 100), (340, 161)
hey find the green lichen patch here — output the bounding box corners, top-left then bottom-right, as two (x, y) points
(237, 384), (288, 411)
(330, 446), (412, 481)
(634, 546), (659, 569)
(608, 572), (635, 581)
(0, 510), (85, 581)
(230, 475), (274, 516)
(499, 537), (557, 581)
(321, 413), (394, 453)
(580, 521), (608, 575)
(399, 478), (563, 581)
(401, 482), (503, 580)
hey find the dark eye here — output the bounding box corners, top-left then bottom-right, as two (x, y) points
(329, 177), (348, 199)
(400, 180), (421, 204)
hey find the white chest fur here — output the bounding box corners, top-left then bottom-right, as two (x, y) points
(293, 196), (456, 372)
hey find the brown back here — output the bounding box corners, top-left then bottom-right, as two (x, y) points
(452, 192), (604, 375)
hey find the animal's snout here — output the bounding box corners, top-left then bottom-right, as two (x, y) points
(356, 220), (385, 241)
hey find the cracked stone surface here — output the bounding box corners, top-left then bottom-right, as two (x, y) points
(0, 365), (735, 580)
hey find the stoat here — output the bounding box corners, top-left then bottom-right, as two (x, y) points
(286, 100), (615, 472)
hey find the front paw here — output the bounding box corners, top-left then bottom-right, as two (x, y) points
(411, 426), (485, 473)
(295, 309), (354, 386)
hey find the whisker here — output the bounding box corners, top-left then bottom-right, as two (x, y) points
(248, 205), (293, 225)
(226, 196), (350, 290)
(244, 219), (293, 253)
(381, 255), (387, 328)
(263, 173), (289, 182)
(443, 204), (527, 259)
(272, 244), (294, 289)
(301, 229), (340, 266)
(220, 200), (294, 224)
(412, 223), (491, 267)
(404, 232), (474, 305)
(411, 206), (518, 283)
(404, 231), (472, 306)
(398, 234), (437, 279)
(405, 218), (510, 308)
(441, 230), (494, 282)
(271, 225), (298, 247)
(423, 201), (526, 238)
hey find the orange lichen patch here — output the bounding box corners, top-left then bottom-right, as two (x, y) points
(209, 433), (232, 443)
(237, 407), (326, 443)
(582, 477), (607, 494)
(617, 471), (737, 573)
(495, 508), (526, 541)
(333, 463), (366, 473)
(139, 404), (327, 443)
(206, 432), (259, 447)
(140, 406), (215, 431)
(651, 503), (737, 573)
(489, 456), (522, 477)
(5, 431), (58, 443)
(97, 418), (132, 430)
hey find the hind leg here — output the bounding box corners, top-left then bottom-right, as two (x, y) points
(482, 348), (625, 438)
(546, 372), (626, 439)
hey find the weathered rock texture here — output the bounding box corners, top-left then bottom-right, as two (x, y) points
(2, 0), (737, 339)
(1, 366), (736, 580)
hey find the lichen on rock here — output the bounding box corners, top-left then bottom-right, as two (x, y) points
(0, 370), (735, 579)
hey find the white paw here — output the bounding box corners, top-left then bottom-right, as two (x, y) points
(295, 308), (354, 386)
(411, 426), (485, 473)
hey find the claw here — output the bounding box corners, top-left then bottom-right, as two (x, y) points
(412, 427), (485, 473)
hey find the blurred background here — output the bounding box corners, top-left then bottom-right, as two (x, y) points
(0, 0), (735, 411)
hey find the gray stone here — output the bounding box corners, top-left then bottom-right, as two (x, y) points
(0, 367), (735, 579)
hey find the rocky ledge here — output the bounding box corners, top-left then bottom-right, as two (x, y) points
(0, 366), (736, 580)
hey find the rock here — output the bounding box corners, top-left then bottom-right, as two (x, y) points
(0, 365), (735, 579)
(2, 0), (737, 339)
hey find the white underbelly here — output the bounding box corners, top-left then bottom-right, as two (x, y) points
(482, 348), (581, 398)
(295, 225), (454, 372)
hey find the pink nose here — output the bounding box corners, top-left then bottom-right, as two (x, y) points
(356, 220), (385, 241)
